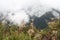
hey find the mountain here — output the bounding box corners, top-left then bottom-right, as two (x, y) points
(25, 5), (59, 29)
(0, 5), (59, 29)
(33, 11), (55, 29)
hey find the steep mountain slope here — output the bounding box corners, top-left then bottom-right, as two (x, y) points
(25, 5), (59, 29)
(33, 11), (56, 29)
(0, 5), (59, 29)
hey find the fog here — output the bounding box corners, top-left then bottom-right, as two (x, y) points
(0, 0), (60, 11)
(0, 0), (60, 26)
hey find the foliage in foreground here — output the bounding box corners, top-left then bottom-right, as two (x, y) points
(0, 20), (60, 40)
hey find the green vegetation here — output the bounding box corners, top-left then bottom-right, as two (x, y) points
(0, 19), (60, 40)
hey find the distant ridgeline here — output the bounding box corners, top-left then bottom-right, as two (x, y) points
(29, 8), (60, 29)
(0, 5), (60, 29)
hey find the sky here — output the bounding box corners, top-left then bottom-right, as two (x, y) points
(0, 0), (60, 11)
(0, 0), (60, 26)
(40, 0), (60, 9)
(0, 0), (40, 11)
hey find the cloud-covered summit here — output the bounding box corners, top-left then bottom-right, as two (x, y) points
(0, 0), (60, 26)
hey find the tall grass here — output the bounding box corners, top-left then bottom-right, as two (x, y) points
(0, 19), (60, 40)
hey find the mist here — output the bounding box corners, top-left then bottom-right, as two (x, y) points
(0, 0), (60, 26)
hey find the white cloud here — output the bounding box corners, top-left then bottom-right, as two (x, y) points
(39, 0), (60, 9)
(0, 0), (40, 11)
(0, 0), (60, 11)
(0, 0), (60, 26)
(7, 10), (29, 26)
